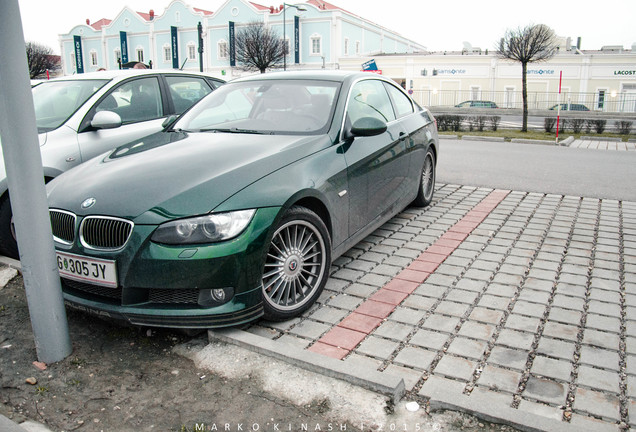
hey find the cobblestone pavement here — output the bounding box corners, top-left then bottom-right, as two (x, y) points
(569, 139), (636, 151)
(218, 184), (636, 431)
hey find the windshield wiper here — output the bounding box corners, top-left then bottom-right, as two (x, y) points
(199, 127), (272, 135)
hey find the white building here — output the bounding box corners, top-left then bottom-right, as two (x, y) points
(339, 43), (636, 113)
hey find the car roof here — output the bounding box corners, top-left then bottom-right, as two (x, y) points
(230, 70), (391, 84)
(45, 69), (224, 83)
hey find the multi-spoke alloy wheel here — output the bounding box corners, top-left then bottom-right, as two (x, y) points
(262, 206), (331, 321)
(413, 148), (436, 207)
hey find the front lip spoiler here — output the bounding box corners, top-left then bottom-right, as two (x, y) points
(64, 299), (264, 329)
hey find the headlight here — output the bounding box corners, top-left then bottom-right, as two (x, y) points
(151, 210), (256, 245)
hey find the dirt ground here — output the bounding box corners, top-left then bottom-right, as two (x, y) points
(0, 271), (521, 432)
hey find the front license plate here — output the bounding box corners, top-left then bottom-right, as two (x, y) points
(56, 252), (118, 288)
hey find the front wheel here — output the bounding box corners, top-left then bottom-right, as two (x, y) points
(412, 148), (436, 207)
(261, 206), (331, 321)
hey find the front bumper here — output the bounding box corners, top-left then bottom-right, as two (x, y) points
(56, 207), (280, 328)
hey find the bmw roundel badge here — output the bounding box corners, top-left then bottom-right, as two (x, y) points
(81, 197), (96, 209)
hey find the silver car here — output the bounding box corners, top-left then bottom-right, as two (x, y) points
(0, 69), (224, 258)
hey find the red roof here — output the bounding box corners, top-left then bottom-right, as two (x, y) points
(90, 18), (112, 30)
(193, 7), (214, 15)
(250, 2), (271, 11)
(306, 0), (342, 11)
(137, 11), (152, 21)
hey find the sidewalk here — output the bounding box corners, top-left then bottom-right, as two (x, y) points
(568, 139), (636, 151)
(213, 184), (636, 431)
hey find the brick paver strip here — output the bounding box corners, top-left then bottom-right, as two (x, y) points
(309, 189), (510, 358)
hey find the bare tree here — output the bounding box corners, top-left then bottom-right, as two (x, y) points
(26, 42), (58, 79)
(497, 24), (557, 132)
(234, 21), (285, 74)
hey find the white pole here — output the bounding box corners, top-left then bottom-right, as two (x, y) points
(0, 0), (72, 363)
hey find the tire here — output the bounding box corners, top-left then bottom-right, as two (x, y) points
(0, 195), (18, 259)
(261, 206), (331, 321)
(412, 148), (436, 207)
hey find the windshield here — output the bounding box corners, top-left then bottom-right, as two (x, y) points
(175, 79), (340, 135)
(33, 79), (109, 132)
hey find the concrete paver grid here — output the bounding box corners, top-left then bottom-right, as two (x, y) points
(214, 184), (636, 431)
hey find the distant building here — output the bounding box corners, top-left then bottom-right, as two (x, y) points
(59, 0), (426, 78)
(338, 42), (636, 113)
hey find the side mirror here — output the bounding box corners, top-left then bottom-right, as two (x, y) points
(91, 111), (122, 130)
(350, 117), (387, 137)
(162, 115), (179, 129)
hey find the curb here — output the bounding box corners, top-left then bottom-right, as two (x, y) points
(209, 328), (406, 403)
(461, 135), (505, 142)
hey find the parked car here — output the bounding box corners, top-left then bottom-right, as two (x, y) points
(548, 103), (590, 111)
(455, 100), (499, 108)
(0, 69), (224, 258)
(46, 70), (439, 328)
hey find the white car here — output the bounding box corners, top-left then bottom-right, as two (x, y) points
(0, 69), (224, 258)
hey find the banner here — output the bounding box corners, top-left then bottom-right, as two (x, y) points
(229, 21), (235, 67)
(171, 26), (179, 69)
(362, 59), (378, 71)
(120, 31), (129, 64)
(294, 16), (300, 64)
(73, 35), (84, 74)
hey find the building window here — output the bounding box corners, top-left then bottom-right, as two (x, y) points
(188, 43), (196, 61)
(355, 41), (360, 55)
(114, 49), (121, 65)
(136, 48), (144, 63)
(69, 52), (76, 70)
(283, 38), (290, 57)
(90, 50), (98, 67)
(218, 40), (228, 60)
(344, 38), (349, 56)
(311, 35), (321, 55)
(470, 86), (481, 101)
(597, 89), (606, 110)
(163, 45), (171, 62)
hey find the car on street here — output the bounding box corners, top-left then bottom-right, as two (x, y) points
(46, 70), (439, 328)
(548, 103), (590, 111)
(0, 69), (224, 258)
(455, 100), (499, 108)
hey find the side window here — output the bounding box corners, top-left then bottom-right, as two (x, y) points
(346, 80), (395, 125)
(385, 83), (414, 118)
(165, 76), (213, 114)
(95, 77), (162, 124)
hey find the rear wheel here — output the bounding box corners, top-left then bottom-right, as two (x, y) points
(0, 195), (18, 259)
(412, 148), (436, 207)
(261, 206), (331, 321)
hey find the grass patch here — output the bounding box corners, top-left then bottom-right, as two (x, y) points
(440, 129), (636, 142)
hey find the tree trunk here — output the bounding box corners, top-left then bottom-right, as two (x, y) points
(521, 62), (528, 132)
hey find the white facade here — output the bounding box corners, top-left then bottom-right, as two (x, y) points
(339, 48), (636, 113)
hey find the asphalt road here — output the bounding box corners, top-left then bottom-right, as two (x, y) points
(436, 138), (636, 201)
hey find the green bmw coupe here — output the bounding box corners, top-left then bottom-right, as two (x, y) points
(47, 70), (439, 328)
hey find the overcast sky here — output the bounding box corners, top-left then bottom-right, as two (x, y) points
(17, 0), (636, 54)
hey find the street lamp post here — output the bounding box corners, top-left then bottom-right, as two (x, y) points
(283, 3), (306, 71)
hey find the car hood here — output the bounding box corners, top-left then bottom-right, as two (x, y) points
(47, 130), (331, 224)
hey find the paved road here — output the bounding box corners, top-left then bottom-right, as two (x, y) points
(437, 138), (636, 201)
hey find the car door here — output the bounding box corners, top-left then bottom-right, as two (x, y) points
(75, 76), (166, 165)
(341, 78), (410, 236)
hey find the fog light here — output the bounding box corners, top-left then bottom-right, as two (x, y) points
(212, 289), (226, 302)
(198, 287), (234, 307)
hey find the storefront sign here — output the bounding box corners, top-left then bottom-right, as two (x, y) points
(294, 16), (300, 64)
(119, 31), (128, 64)
(171, 26), (179, 69)
(229, 21), (235, 67)
(73, 35), (84, 74)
